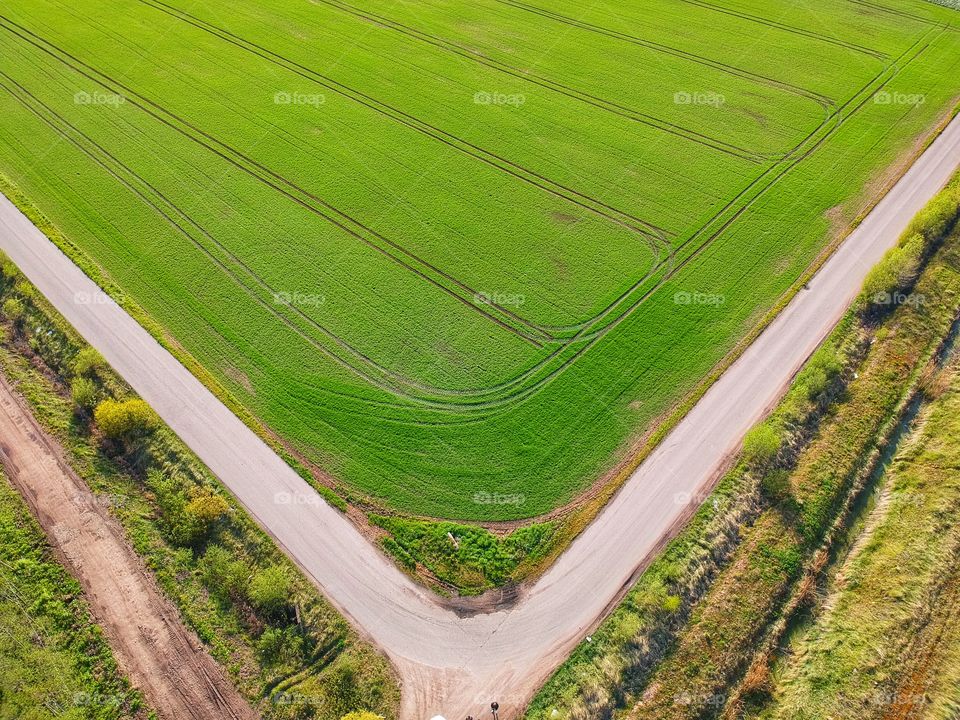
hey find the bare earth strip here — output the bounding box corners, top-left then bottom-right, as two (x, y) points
(0, 373), (258, 720)
(1, 115), (959, 720)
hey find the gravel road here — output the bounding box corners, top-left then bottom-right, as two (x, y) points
(1, 115), (958, 720)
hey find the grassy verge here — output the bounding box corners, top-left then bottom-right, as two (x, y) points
(753, 348), (960, 719)
(0, 263), (399, 719)
(0, 469), (148, 719)
(371, 515), (555, 595)
(525, 176), (960, 719)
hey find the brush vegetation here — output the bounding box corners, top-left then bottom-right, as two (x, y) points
(0, 261), (399, 719)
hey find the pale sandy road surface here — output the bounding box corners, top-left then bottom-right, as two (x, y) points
(1, 115), (959, 720)
(0, 373), (259, 720)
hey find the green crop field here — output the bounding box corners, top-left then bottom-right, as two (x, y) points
(0, 0), (958, 520)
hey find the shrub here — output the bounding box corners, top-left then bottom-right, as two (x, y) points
(742, 424), (781, 467)
(248, 566), (292, 617)
(184, 487), (229, 541)
(0, 258), (18, 282)
(70, 376), (98, 412)
(2, 297), (25, 326)
(200, 544), (249, 599)
(72, 347), (106, 377)
(94, 398), (157, 440)
(661, 595), (682, 613)
(341, 713), (384, 720)
(905, 184), (960, 242)
(256, 626), (304, 666)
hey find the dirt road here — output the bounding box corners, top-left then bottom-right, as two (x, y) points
(1, 114), (959, 720)
(0, 374), (258, 720)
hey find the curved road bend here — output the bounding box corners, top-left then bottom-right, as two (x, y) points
(2, 115), (960, 719)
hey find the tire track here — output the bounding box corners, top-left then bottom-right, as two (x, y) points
(0, 15), (566, 348)
(134, 0), (674, 246)
(0, 69), (496, 408)
(0, 9), (934, 414)
(0, 375), (259, 720)
(495, 0), (836, 110)
(302, 0), (771, 163)
(676, 0), (888, 59)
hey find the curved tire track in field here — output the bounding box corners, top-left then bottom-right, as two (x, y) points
(2, 103), (959, 720)
(1, 10), (678, 346)
(0, 16), (931, 413)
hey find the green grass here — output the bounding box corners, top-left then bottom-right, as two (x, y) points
(755, 350), (960, 719)
(0, 0), (959, 519)
(372, 515), (555, 594)
(0, 266), (399, 719)
(0, 470), (147, 720)
(525, 178), (960, 719)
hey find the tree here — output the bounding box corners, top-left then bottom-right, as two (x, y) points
(248, 565), (292, 617)
(94, 398), (157, 440)
(70, 377), (98, 413)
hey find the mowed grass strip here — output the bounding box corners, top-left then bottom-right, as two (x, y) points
(0, 0), (958, 518)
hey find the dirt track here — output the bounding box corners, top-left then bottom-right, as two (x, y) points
(1, 111), (959, 720)
(0, 374), (258, 720)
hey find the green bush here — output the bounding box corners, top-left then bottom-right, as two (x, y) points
(341, 713), (384, 720)
(200, 544), (249, 599)
(184, 486), (230, 541)
(248, 566), (292, 617)
(905, 184), (960, 242)
(70, 376), (98, 412)
(71, 347), (106, 377)
(256, 626), (304, 666)
(93, 398), (157, 440)
(742, 423), (782, 467)
(2, 297), (25, 325)
(0, 258), (18, 282)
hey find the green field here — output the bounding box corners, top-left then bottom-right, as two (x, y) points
(0, 0), (958, 519)
(0, 471), (144, 719)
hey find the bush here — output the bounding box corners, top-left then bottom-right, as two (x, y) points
(94, 398), (157, 440)
(70, 377), (98, 412)
(72, 347), (106, 377)
(2, 297), (25, 326)
(905, 184), (960, 242)
(256, 626), (304, 666)
(184, 487), (229, 541)
(793, 350), (843, 404)
(0, 258), (18, 282)
(248, 566), (292, 617)
(200, 544), (249, 599)
(661, 595), (682, 613)
(742, 424), (781, 467)
(341, 713), (384, 720)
